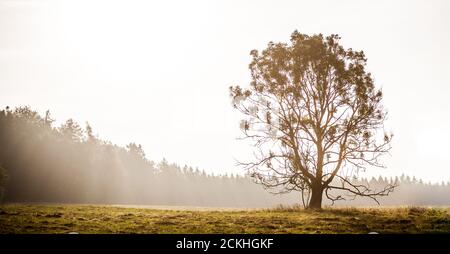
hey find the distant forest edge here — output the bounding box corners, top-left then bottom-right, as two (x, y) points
(0, 106), (449, 207)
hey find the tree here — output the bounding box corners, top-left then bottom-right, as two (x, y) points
(85, 121), (97, 143)
(126, 142), (146, 159)
(44, 110), (55, 127)
(0, 166), (7, 203)
(230, 31), (395, 209)
(58, 119), (84, 142)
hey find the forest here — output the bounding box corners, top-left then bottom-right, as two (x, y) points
(1, 106), (449, 207)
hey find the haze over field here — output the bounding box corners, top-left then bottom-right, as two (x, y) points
(1, 0), (450, 183)
(1, 106), (449, 207)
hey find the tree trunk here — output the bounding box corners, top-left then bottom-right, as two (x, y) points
(308, 184), (324, 209)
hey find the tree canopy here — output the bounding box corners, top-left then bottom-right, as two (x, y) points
(230, 31), (395, 208)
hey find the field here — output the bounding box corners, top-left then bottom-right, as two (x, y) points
(0, 204), (449, 234)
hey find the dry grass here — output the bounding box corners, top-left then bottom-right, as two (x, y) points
(0, 204), (449, 234)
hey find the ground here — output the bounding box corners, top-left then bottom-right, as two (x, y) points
(0, 204), (449, 234)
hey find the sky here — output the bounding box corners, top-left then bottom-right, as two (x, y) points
(1, 0), (449, 182)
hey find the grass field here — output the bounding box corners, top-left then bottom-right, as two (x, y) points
(0, 204), (449, 234)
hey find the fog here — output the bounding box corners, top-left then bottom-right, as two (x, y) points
(1, 0), (450, 183)
(1, 0), (450, 208)
(1, 106), (449, 207)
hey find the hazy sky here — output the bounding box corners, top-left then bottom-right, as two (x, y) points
(1, 0), (449, 182)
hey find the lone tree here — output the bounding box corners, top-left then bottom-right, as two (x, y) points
(230, 31), (395, 209)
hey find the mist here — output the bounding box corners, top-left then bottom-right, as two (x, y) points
(1, 106), (449, 208)
(1, 0), (450, 183)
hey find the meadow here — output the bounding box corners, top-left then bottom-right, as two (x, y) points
(0, 204), (449, 234)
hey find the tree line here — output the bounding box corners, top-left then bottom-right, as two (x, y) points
(0, 106), (449, 207)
